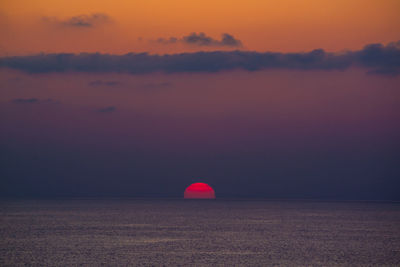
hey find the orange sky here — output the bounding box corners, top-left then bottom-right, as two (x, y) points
(1, 0), (400, 55)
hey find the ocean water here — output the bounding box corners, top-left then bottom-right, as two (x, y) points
(0, 199), (399, 266)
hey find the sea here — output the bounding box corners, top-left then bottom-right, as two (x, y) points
(1, 199), (399, 266)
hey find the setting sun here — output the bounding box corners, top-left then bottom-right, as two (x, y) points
(184, 183), (216, 199)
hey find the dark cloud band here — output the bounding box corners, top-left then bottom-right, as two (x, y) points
(1, 42), (399, 75)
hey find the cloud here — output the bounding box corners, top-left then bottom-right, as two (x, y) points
(12, 98), (39, 104)
(366, 68), (400, 76)
(89, 80), (121, 86)
(358, 42), (400, 76)
(155, 32), (242, 47)
(43, 13), (111, 28)
(220, 33), (243, 47)
(1, 41), (399, 75)
(155, 37), (178, 45)
(98, 106), (116, 113)
(183, 32), (242, 47)
(182, 32), (215, 46)
(11, 98), (59, 104)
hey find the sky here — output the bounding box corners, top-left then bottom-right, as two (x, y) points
(0, 0), (399, 199)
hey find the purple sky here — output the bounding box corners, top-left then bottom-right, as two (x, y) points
(1, 64), (399, 199)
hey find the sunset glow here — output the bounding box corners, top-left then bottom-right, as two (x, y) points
(1, 0), (400, 55)
(0, 0), (399, 200)
(1, 1), (400, 265)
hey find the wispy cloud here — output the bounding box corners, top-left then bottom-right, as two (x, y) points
(1, 42), (399, 75)
(155, 37), (178, 45)
(11, 98), (59, 104)
(43, 13), (111, 28)
(12, 98), (39, 104)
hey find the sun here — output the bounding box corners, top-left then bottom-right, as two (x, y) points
(184, 182), (216, 199)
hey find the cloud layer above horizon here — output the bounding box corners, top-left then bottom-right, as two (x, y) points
(1, 42), (399, 75)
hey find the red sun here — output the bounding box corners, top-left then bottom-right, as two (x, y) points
(184, 183), (216, 199)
